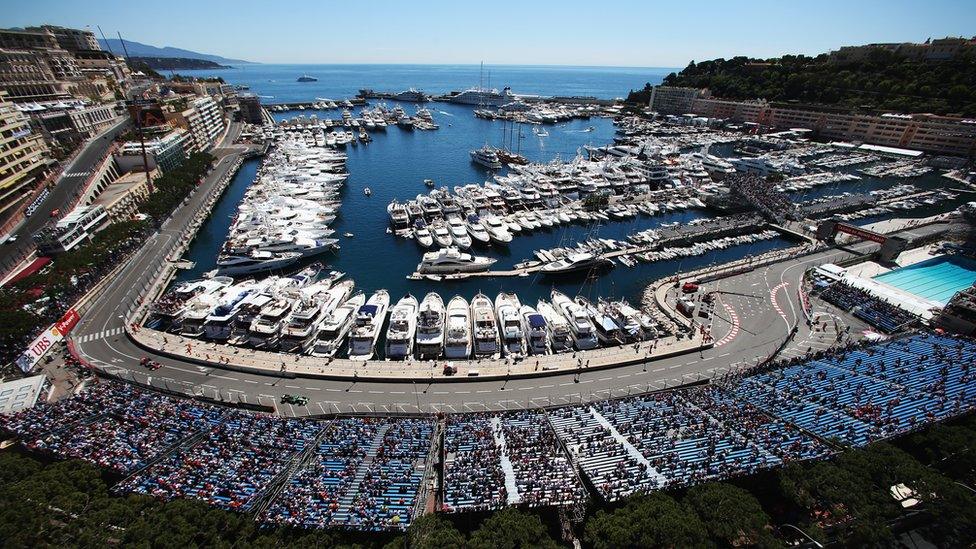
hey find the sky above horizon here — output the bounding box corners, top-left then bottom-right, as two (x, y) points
(3, 0), (973, 67)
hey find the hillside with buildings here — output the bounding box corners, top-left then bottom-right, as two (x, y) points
(630, 37), (976, 117)
(129, 56), (228, 70)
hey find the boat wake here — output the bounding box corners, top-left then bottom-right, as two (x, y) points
(437, 111), (454, 117)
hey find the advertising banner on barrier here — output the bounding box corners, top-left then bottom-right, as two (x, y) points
(15, 309), (81, 373)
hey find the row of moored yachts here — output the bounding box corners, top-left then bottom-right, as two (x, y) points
(389, 187), (706, 250)
(151, 267), (660, 361)
(210, 138), (346, 277)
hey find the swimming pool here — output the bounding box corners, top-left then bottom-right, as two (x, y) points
(874, 255), (976, 305)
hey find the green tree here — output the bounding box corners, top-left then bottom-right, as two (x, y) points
(585, 493), (712, 549)
(468, 508), (558, 549)
(684, 482), (780, 547)
(385, 514), (465, 549)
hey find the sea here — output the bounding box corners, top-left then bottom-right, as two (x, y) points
(172, 64), (967, 310)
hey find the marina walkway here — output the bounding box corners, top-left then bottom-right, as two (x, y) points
(128, 325), (711, 382)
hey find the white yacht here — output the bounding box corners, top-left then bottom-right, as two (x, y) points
(471, 293), (500, 357)
(577, 296), (625, 346)
(443, 296), (472, 359)
(540, 252), (612, 275)
(413, 219), (434, 248)
(417, 247), (496, 274)
(415, 292), (446, 359)
(482, 215), (513, 244)
(495, 292), (526, 358)
(446, 216), (472, 249)
(551, 290), (598, 350)
(153, 276), (232, 332)
(431, 220), (453, 248)
(537, 300), (574, 353)
(605, 299), (657, 341)
(214, 251), (302, 277)
(385, 294), (419, 359)
(449, 86), (517, 106)
(181, 280), (245, 338)
(280, 281), (354, 352)
(465, 214), (492, 244)
(520, 305), (550, 355)
(202, 280), (266, 340)
(247, 293), (298, 349)
(387, 201), (410, 228)
(309, 292), (365, 357)
(348, 290), (391, 360)
(470, 146), (502, 169)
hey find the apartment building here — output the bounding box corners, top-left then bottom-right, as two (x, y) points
(829, 36), (976, 63)
(0, 92), (49, 220)
(649, 85), (976, 157)
(30, 101), (118, 154)
(25, 25), (100, 53)
(181, 96), (225, 151)
(116, 127), (191, 174)
(0, 27), (117, 102)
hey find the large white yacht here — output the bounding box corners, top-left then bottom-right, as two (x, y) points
(576, 296), (625, 346)
(537, 299), (574, 353)
(415, 292), (446, 359)
(213, 250), (303, 277)
(443, 296), (472, 359)
(520, 305), (550, 355)
(464, 214), (492, 244)
(540, 252), (612, 275)
(471, 293), (500, 357)
(446, 216), (472, 249)
(551, 290), (598, 350)
(152, 276), (232, 332)
(385, 294), (419, 359)
(247, 293), (298, 349)
(470, 146), (502, 169)
(417, 247), (496, 274)
(347, 290), (391, 360)
(448, 86), (517, 106)
(481, 215), (513, 244)
(202, 280), (267, 341)
(309, 292), (365, 357)
(495, 292), (526, 358)
(279, 281), (354, 352)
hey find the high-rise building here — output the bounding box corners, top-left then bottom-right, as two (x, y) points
(0, 26), (116, 102)
(25, 25), (101, 53)
(237, 93), (263, 124)
(0, 92), (49, 220)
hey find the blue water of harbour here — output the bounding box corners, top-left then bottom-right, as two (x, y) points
(175, 63), (676, 101)
(177, 94), (795, 306)
(874, 255), (976, 305)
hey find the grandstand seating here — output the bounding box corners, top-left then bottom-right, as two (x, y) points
(0, 333), (973, 523)
(443, 411), (585, 512)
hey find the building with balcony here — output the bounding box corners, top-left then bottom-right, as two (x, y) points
(0, 92), (49, 221)
(116, 127), (190, 174)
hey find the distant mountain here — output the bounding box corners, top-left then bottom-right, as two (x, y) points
(97, 38), (254, 65)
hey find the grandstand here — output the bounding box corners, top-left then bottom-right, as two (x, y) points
(0, 333), (973, 529)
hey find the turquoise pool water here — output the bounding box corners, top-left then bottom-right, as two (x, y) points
(874, 255), (976, 305)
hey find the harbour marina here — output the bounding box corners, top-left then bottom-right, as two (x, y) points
(168, 84), (973, 368)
